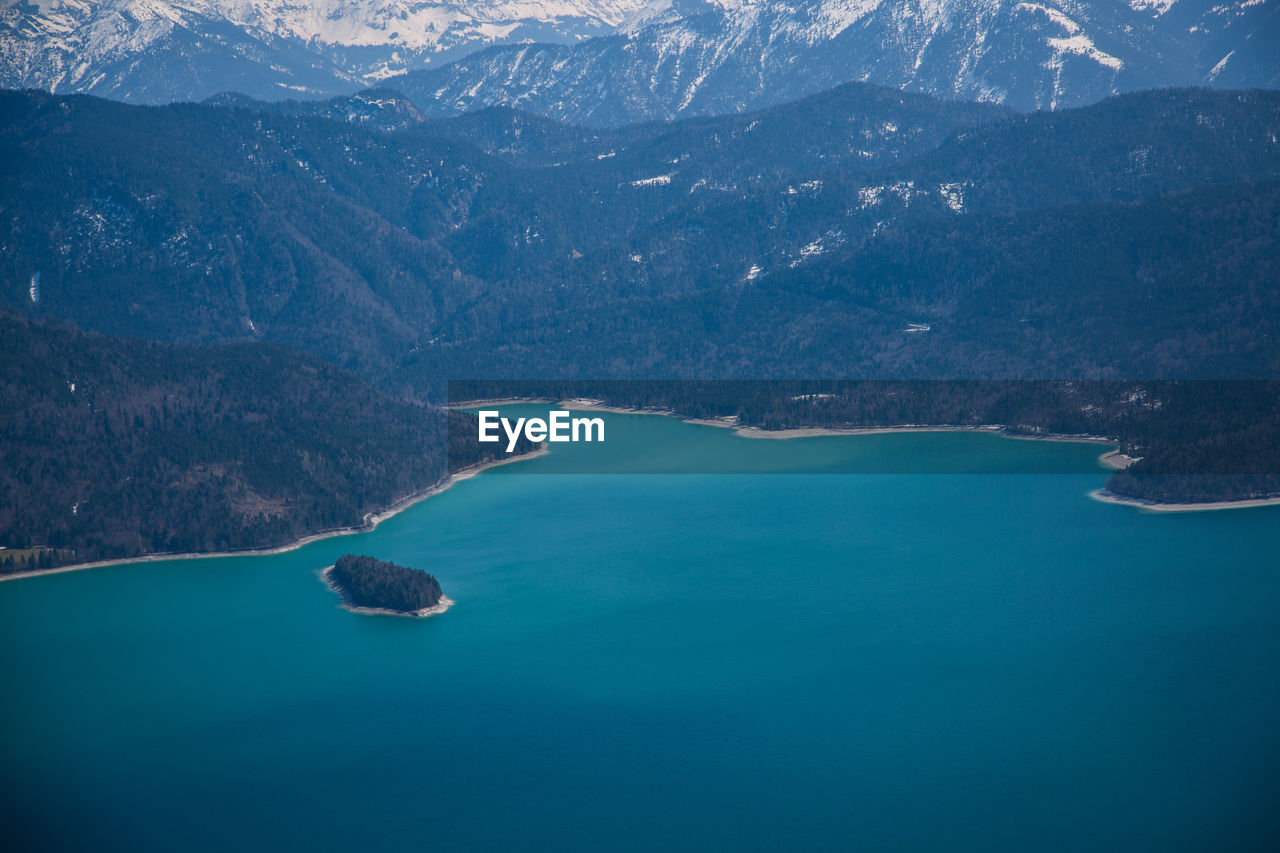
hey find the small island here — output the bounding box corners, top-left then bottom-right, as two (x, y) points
(323, 554), (453, 617)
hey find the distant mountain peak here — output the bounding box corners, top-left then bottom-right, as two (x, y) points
(0, 0), (652, 101)
(385, 0), (1279, 125)
(2, 0), (1276, 113)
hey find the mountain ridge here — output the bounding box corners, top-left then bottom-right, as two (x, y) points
(3, 0), (1276, 115)
(4, 83), (1278, 387)
(0, 0), (650, 102)
(386, 0), (1280, 124)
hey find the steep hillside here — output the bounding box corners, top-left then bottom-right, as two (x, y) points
(0, 311), (513, 568)
(2, 86), (1278, 389)
(0, 83), (1013, 378)
(0, 88), (502, 377)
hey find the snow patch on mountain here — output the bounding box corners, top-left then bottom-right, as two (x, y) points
(4, 0), (1277, 111)
(212, 1), (650, 50)
(1128, 0), (1177, 14)
(388, 0), (1278, 124)
(1, 0), (651, 101)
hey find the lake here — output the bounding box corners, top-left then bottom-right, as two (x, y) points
(3, 408), (1279, 851)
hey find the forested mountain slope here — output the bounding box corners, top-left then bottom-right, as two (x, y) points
(3, 86), (1278, 388)
(0, 311), (510, 569)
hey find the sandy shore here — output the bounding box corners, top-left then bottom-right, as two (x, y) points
(501, 397), (1119, 443)
(473, 406), (1266, 512)
(1098, 450), (1139, 470)
(1090, 489), (1280, 513)
(0, 447), (548, 584)
(320, 565), (455, 618)
(454, 397), (687, 418)
(6, 400), (1260, 583)
(466, 397), (1131, 471)
(451, 397), (558, 408)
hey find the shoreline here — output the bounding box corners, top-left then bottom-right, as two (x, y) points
(0, 447), (549, 584)
(1098, 450), (1139, 470)
(320, 566), (455, 618)
(458, 397), (1132, 467)
(7, 399), (1270, 584)
(1089, 489), (1280, 513)
(457, 396), (1280, 513)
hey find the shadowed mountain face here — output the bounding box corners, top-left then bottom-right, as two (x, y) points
(3, 85), (1279, 390)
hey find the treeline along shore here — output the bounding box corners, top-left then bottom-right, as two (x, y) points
(0, 312), (538, 575)
(450, 380), (1280, 507)
(5, 306), (1276, 580)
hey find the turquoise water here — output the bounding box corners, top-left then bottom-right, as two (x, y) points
(3, 410), (1280, 851)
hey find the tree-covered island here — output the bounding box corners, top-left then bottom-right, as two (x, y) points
(324, 555), (450, 616)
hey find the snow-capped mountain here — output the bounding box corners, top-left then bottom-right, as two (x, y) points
(0, 0), (651, 102)
(3, 0), (1275, 111)
(389, 0), (1279, 123)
